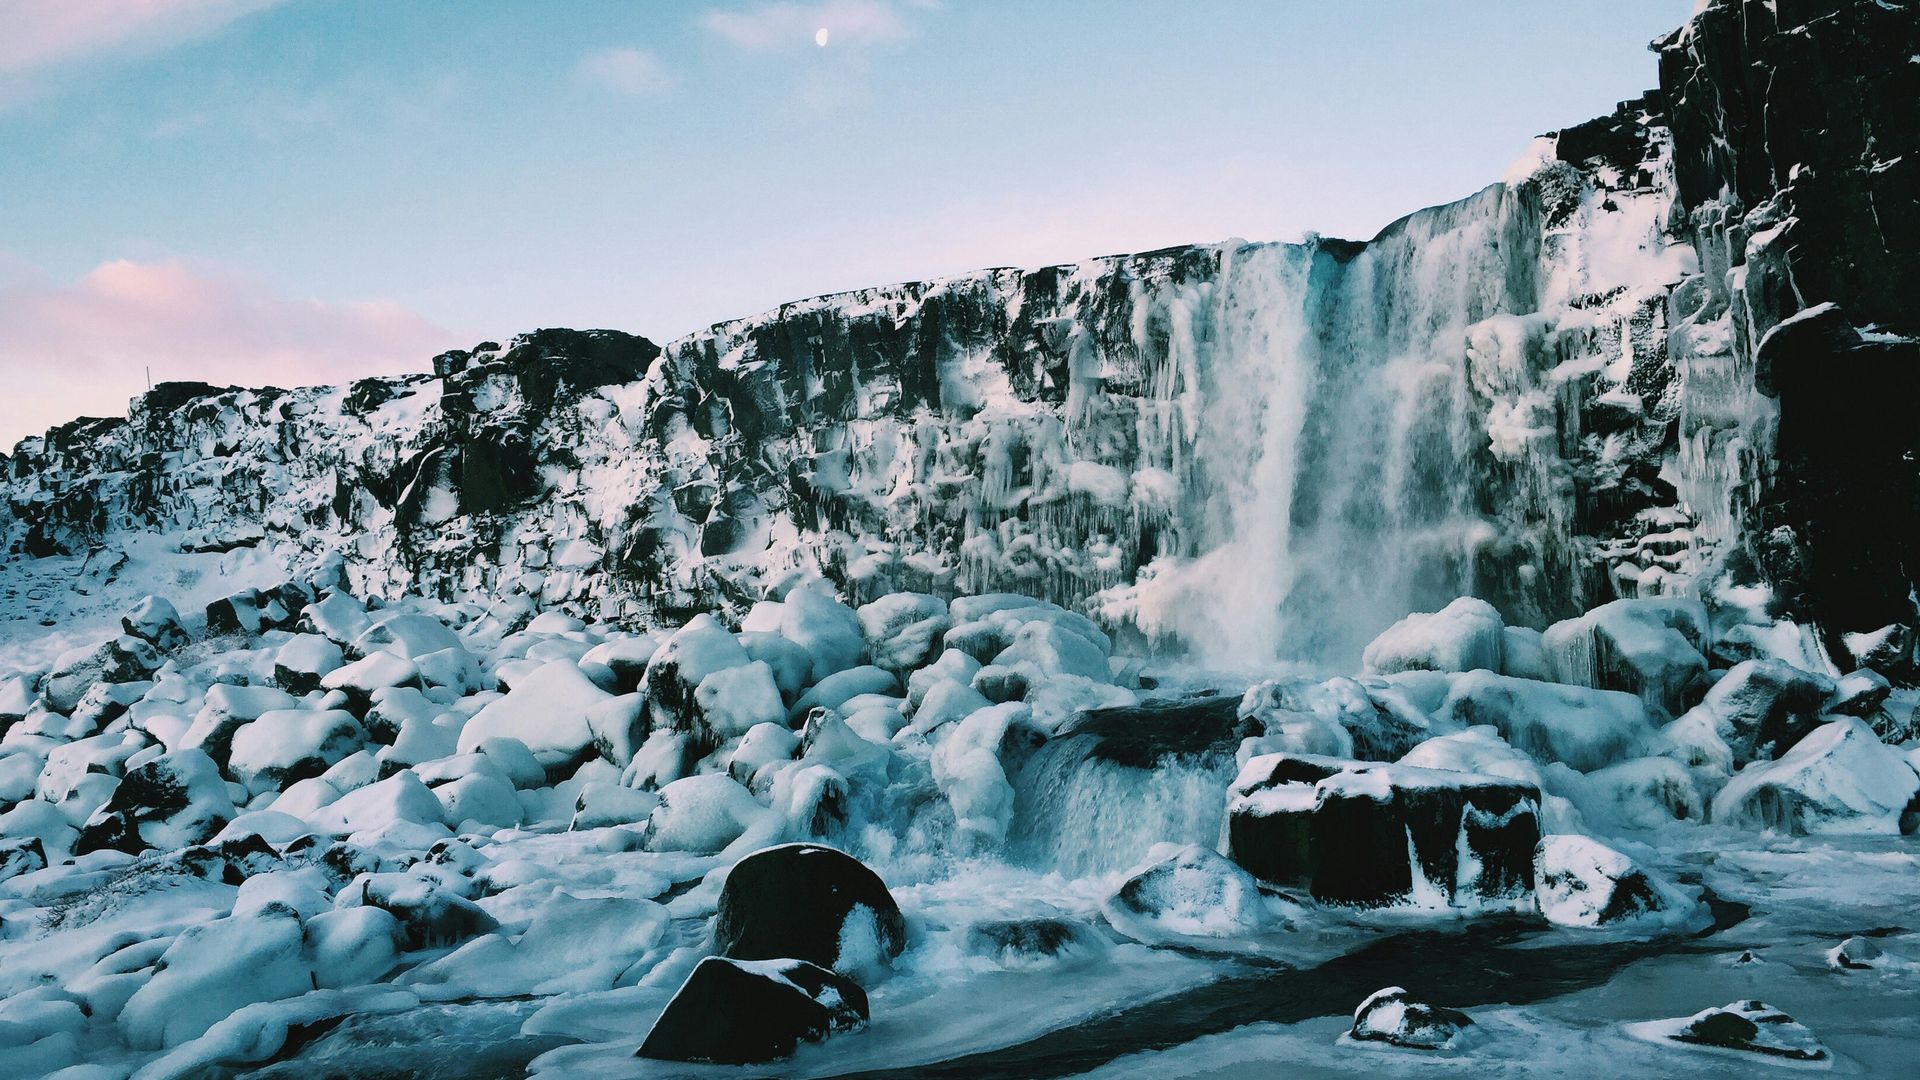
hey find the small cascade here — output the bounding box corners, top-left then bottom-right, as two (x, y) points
(1004, 696), (1245, 877)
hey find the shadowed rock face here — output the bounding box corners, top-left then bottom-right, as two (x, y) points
(1226, 754), (1540, 909)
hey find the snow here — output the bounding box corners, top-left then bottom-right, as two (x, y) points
(1438, 670), (1655, 771)
(692, 660), (787, 737)
(929, 702), (1028, 849)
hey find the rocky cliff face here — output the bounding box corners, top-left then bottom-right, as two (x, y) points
(4, 0), (1914, 669)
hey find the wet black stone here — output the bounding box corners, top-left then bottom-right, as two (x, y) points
(1053, 694), (1248, 769)
(714, 843), (906, 972)
(965, 918), (1086, 960)
(637, 956), (869, 1064)
(1227, 755), (1540, 908)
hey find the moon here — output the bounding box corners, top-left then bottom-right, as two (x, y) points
(815, 27), (830, 47)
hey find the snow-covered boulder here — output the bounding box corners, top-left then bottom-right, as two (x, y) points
(1541, 597), (1709, 720)
(353, 612), (461, 660)
(1550, 756), (1705, 830)
(337, 870), (498, 949)
(1102, 843), (1286, 941)
(1242, 676), (1428, 762)
(305, 905), (404, 989)
(569, 781), (661, 830)
(790, 665), (899, 720)
(272, 634), (344, 694)
(228, 709), (368, 795)
(714, 843), (907, 976)
(1347, 986), (1475, 1050)
(1361, 597), (1504, 675)
(1534, 834), (1700, 928)
(296, 590), (371, 647)
(582, 693), (646, 767)
(432, 772), (524, 829)
(1436, 670), (1654, 771)
(1687, 658), (1834, 765)
(406, 891), (669, 999)
(644, 614), (753, 740)
(121, 595), (190, 650)
(641, 773), (768, 853)
(856, 592), (949, 676)
(780, 587), (867, 682)
(119, 905), (311, 1049)
(75, 748), (235, 855)
(907, 648), (982, 710)
(694, 661), (787, 738)
(456, 659), (608, 765)
(310, 772), (448, 835)
(637, 956), (868, 1064)
(43, 636), (162, 714)
(1226, 753), (1540, 910)
(1625, 1000), (1829, 1063)
(929, 701), (1032, 849)
(1710, 717), (1920, 835)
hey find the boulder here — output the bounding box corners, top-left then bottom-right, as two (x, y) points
(636, 956), (868, 1064)
(780, 587), (867, 682)
(1361, 596), (1504, 675)
(118, 905), (312, 1049)
(0, 835), (48, 883)
(1534, 834), (1698, 928)
(338, 871), (499, 950)
(856, 592), (949, 676)
(272, 634), (345, 694)
(1541, 598), (1709, 720)
(1103, 843), (1281, 941)
(714, 843), (906, 974)
(644, 614), (753, 743)
(456, 659), (608, 765)
(642, 773), (767, 853)
(1626, 1000), (1829, 1063)
(228, 709), (368, 795)
(75, 748), (235, 855)
(1348, 986), (1474, 1050)
(1436, 671), (1654, 771)
(1226, 753), (1539, 910)
(121, 595), (190, 650)
(1710, 717), (1920, 835)
(1691, 658), (1834, 765)
(43, 636), (162, 714)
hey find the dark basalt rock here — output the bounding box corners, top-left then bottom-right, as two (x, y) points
(1349, 986), (1475, 1050)
(1053, 694), (1248, 769)
(1226, 754), (1539, 909)
(74, 748), (230, 857)
(714, 843), (907, 974)
(637, 956), (869, 1064)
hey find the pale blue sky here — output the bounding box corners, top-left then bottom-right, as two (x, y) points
(0, 0), (1690, 446)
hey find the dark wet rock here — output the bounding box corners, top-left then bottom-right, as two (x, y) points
(1348, 986), (1474, 1050)
(965, 917), (1095, 963)
(714, 843), (906, 974)
(1053, 694), (1246, 769)
(1225, 753), (1539, 909)
(1699, 658), (1834, 764)
(206, 582), (312, 636)
(636, 956), (868, 1064)
(1103, 843), (1278, 939)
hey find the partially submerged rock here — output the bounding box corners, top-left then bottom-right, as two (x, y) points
(1347, 986), (1475, 1050)
(1625, 999), (1829, 1063)
(636, 956), (869, 1064)
(1226, 753), (1539, 910)
(714, 843), (906, 975)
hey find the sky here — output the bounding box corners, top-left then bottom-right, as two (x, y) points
(0, 0), (1692, 448)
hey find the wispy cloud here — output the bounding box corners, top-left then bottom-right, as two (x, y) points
(0, 256), (465, 448)
(577, 46), (673, 96)
(0, 0), (281, 103)
(703, 0), (928, 51)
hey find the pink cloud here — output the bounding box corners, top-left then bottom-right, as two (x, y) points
(0, 257), (466, 449)
(0, 0), (281, 104)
